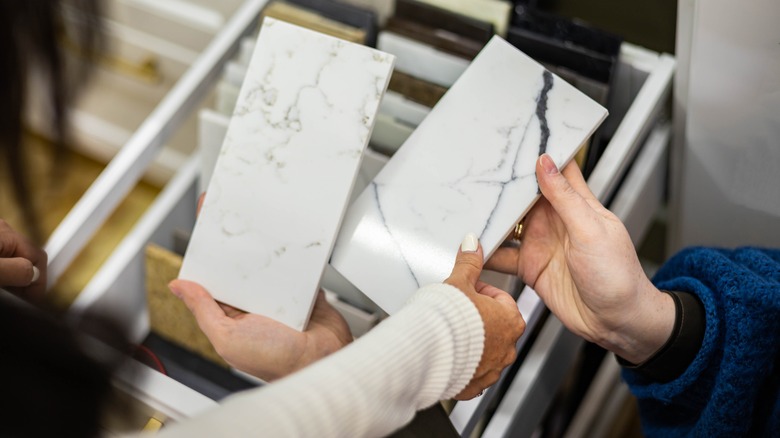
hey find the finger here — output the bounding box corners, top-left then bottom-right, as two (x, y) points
(448, 232), (484, 286)
(0, 257), (37, 287)
(0, 225), (40, 261)
(484, 247), (519, 276)
(474, 281), (518, 309)
(169, 279), (230, 338)
(536, 154), (598, 231)
(455, 370), (503, 400)
(310, 290), (340, 319)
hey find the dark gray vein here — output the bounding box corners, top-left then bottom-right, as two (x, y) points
(536, 71), (554, 156)
(477, 71), (555, 238)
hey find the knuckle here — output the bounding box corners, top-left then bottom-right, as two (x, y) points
(504, 349), (517, 367)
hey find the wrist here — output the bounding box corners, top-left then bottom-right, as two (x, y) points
(598, 281), (676, 364)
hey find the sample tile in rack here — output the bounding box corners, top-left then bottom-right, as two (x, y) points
(180, 18), (394, 330)
(331, 36), (608, 314)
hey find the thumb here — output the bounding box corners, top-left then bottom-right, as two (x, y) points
(169, 279), (229, 339)
(448, 232), (484, 287)
(536, 154), (596, 230)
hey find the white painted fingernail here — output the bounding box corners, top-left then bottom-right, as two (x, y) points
(461, 232), (479, 253)
(31, 266), (40, 283)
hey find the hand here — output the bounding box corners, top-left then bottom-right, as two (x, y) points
(169, 280), (352, 381)
(486, 155), (674, 364)
(446, 233), (525, 400)
(176, 193), (350, 380)
(0, 219), (47, 302)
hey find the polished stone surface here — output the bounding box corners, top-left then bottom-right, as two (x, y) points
(416, 0), (512, 36)
(394, 0), (494, 43)
(331, 36), (607, 313)
(181, 19), (394, 330)
(387, 70), (448, 108)
(262, 2), (366, 44)
(378, 31), (469, 88)
(385, 17), (484, 60)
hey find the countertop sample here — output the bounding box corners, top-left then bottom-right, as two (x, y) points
(331, 36), (607, 314)
(180, 18), (394, 330)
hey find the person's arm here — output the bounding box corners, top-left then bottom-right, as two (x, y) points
(487, 156), (780, 436)
(621, 247), (780, 437)
(616, 289), (705, 382)
(159, 283), (481, 437)
(158, 234), (523, 437)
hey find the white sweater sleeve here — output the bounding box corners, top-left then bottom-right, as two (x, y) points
(155, 283), (484, 437)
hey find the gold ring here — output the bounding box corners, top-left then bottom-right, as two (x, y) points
(511, 220), (524, 241)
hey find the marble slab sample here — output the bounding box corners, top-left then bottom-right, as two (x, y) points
(331, 36), (607, 314)
(180, 18), (394, 330)
(215, 80), (240, 116)
(416, 0), (512, 36)
(395, 0), (494, 44)
(370, 113), (414, 155)
(223, 61), (248, 87)
(287, 0), (378, 46)
(379, 91), (431, 127)
(387, 70), (448, 107)
(262, 2), (366, 44)
(197, 109), (229, 193)
(385, 17), (484, 60)
(378, 31), (469, 88)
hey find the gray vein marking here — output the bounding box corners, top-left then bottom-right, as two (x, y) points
(477, 71), (554, 239)
(372, 182), (421, 288)
(536, 71), (554, 156)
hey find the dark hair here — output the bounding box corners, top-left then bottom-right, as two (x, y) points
(0, 2), (128, 436)
(0, 0), (103, 243)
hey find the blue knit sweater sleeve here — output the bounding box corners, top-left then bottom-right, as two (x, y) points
(622, 247), (780, 437)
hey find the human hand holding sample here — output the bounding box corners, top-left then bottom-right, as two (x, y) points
(168, 280), (352, 382)
(170, 230), (523, 388)
(446, 233), (525, 400)
(0, 219), (47, 302)
(487, 155), (674, 364)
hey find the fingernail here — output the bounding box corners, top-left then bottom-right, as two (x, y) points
(168, 281), (182, 299)
(30, 266), (40, 283)
(461, 232), (479, 253)
(540, 154), (559, 175)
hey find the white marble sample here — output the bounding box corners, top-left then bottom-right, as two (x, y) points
(379, 91), (431, 127)
(331, 36), (607, 314)
(197, 109), (229, 193)
(378, 31), (470, 88)
(180, 18), (394, 330)
(352, 148), (389, 205)
(215, 80), (240, 116)
(370, 113), (415, 155)
(237, 36), (256, 67)
(223, 61), (248, 87)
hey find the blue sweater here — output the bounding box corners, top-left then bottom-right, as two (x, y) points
(622, 247), (780, 437)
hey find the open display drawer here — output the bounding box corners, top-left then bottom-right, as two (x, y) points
(41, 0), (675, 434)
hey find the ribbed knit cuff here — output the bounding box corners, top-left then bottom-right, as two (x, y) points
(406, 284), (485, 399)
